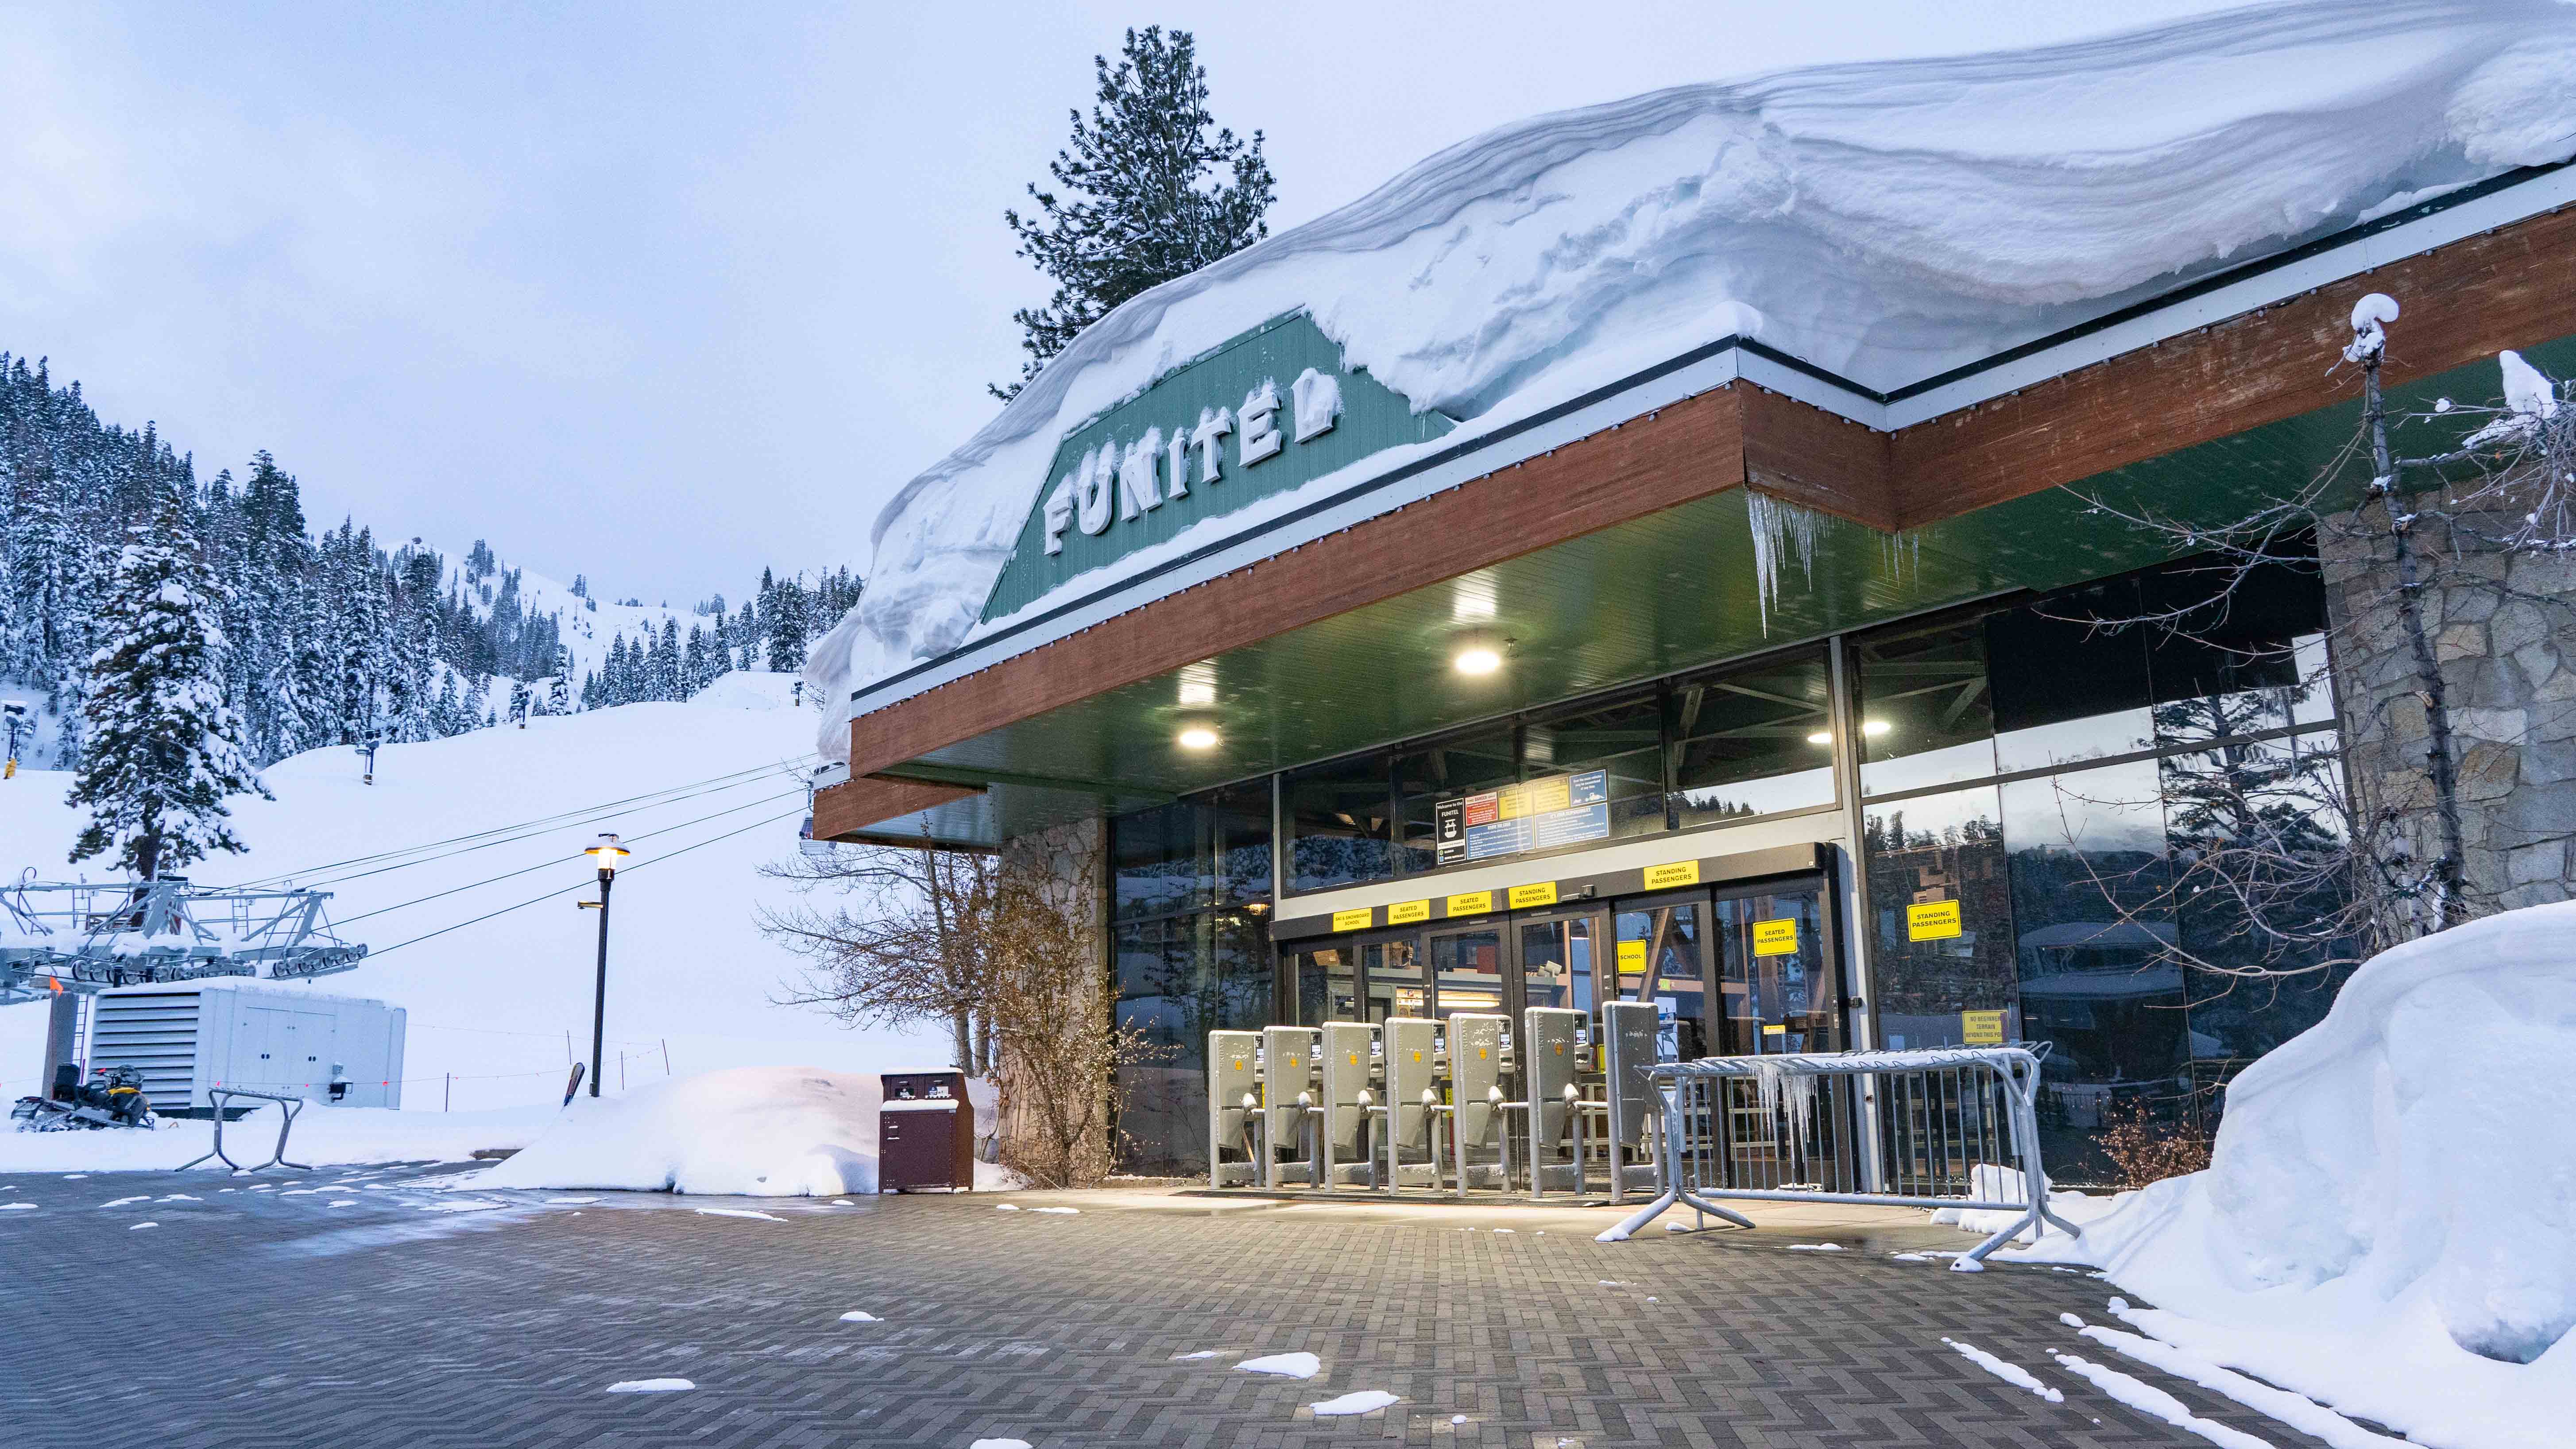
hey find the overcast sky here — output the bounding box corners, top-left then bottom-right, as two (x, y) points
(2, 0), (2251, 604)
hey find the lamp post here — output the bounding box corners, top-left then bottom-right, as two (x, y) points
(2, 700), (29, 780)
(578, 833), (630, 1098)
(358, 732), (383, 785)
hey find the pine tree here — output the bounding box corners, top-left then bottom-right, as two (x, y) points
(766, 578), (808, 672)
(994, 27), (1275, 400)
(66, 488), (270, 879)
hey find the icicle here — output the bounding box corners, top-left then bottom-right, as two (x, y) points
(1880, 529), (1921, 584)
(1745, 492), (1820, 634)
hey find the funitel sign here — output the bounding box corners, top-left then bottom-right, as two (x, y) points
(980, 312), (1454, 623)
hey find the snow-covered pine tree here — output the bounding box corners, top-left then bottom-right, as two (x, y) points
(66, 487), (270, 879)
(766, 577), (808, 672)
(994, 26), (1275, 401)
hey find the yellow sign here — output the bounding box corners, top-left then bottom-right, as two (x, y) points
(1751, 918), (1799, 957)
(1522, 775), (1572, 815)
(1388, 899), (1431, 925)
(1331, 907), (1374, 933)
(1762, 1023), (1787, 1035)
(1907, 900), (1963, 941)
(1641, 860), (1701, 891)
(1617, 940), (1647, 972)
(1495, 783), (1527, 820)
(1961, 1009), (2007, 1046)
(1446, 889), (1494, 916)
(1507, 881), (1560, 909)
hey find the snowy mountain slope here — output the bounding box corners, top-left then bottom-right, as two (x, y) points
(414, 538), (694, 686)
(820, 0), (2576, 739)
(0, 670), (943, 1109)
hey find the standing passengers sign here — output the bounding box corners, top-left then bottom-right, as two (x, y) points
(979, 312), (1454, 623)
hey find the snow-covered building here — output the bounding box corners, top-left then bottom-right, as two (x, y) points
(806, 2), (2576, 1175)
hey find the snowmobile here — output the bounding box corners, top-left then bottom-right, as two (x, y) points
(10, 1064), (157, 1132)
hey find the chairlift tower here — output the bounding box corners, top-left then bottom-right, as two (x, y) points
(2, 873), (370, 1101)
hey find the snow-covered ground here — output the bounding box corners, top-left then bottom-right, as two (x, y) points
(2001, 902), (2576, 1449)
(475, 1065), (1013, 1196)
(1, 670), (944, 1112)
(0, 1103), (557, 1173)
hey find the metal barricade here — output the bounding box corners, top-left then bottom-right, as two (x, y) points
(1597, 1046), (2082, 1268)
(176, 1087), (313, 1173)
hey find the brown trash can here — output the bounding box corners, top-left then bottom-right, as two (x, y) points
(879, 1069), (975, 1192)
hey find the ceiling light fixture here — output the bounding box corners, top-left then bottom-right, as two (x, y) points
(1806, 730), (1833, 745)
(1862, 719), (1891, 736)
(1177, 725), (1220, 750)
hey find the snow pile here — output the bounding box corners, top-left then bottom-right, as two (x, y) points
(814, 0), (2576, 744)
(2022, 901), (2576, 1449)
(478, 1066), (886, 1196)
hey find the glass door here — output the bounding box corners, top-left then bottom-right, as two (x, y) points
(1614, 895), (1709, 1061)
(1369, 936), (1428, 1020)
(1515, 909), (1606, 1016)
(1711, 882), (1841, 1055)
(1426, 923), (1507, 1021)
(1289, 942), (1365, 1026)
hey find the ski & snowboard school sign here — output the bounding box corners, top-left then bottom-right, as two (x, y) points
(979, 312), (1453, 622)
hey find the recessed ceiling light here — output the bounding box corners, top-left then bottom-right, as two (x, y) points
(1177, 726), (1220, 750)
(1862, 719), (1891, 736)
(1454, 646), (1502, 676)
(1806, 730), (1833, 745)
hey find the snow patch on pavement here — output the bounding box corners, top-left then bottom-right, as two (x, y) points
(605, 1378), (694, 1394)
(1310, 1390), (1400, 1416)
(1237, 1352), (1323, 1379)
(1939, 1337), (2063, 1403)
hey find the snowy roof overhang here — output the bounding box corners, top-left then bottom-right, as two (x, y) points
(815, 176), (2576, 851)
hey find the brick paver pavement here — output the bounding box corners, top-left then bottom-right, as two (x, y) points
(0, 1166), (2345, 1449)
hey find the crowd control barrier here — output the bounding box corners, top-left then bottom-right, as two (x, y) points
(1595, 1045), (2083, 1268)
(176, 1086), (313, 1173)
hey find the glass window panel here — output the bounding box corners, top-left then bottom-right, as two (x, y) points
(1429, 928), (1505, 1020)
(1113, 917), (1210, 1175)
(1288, 752), (1398, 892)
(1113, 781), (1274, 920)
(1206, 780), (1274, 910)
(2001, 758), (2185, 1186)
(1857, 621), (1997, 796)
(2139, 553), (2333, 744)
(1392, 726), (1520, 871)
(1523, 691), (1669, 840)
(1518, 916), (1597, 1014)
(1619, 903), (1707, 1060)
(1670, 652), (1836, 826)
(1987, 579), (2157, 773)
(1215, 911), (1274, 1033)
(1861, 785), (2015, 1048)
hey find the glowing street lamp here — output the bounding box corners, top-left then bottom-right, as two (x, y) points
(577, 833), (631, 1099)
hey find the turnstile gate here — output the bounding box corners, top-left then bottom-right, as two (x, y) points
(1211, 1005), (1662, 1202)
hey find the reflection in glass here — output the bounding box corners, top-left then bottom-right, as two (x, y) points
(1524, 691), (1668, 839)
(1670, 651), (1837, 826)
(1857, 622), (1996, 796)
(1430, 928), (1505, 1020)
(1862, 786), (2015, 1048)
(1294, 945), (1362, 1026)
(1369, 939), (1428, 1020)
(1618, 903), (1707, 1060)
(1115, 910), (1271, 1175)
(1288, 753), (1396, 891)
(2140, 552), (2333, 744)
(1111, 779), (1273, 920)
(1518, 916), (1597, 1014)
(1715, 891), (1836, 1055)
(1988, 578), (2155, 774)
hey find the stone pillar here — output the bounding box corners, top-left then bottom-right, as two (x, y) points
(992, 817), (1115, 1179)
(2322, 505), (2576, 914)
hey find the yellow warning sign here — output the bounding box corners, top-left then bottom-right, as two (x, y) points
(1388, 899), (1431, 925)
(1446, 889), (1494, 916)
(1906, 900), (1963, 941)
(1641, 860), (1701, 891)
(1331, 907), (1374, 933)
(1961, 1009), (2007, 1046)
(1617, 940), (1647, 972)
(1507, 881), (1560, 909)
(1751, 918), (1799, 957)
(1762, 1024), (1787, 1036)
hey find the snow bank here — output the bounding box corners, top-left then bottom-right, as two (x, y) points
(812, 0), (2576, 743)
(2020, 901), (2576, 1449)
(477, 1066), (886, 1196)
(0, 1104), (556, 1174)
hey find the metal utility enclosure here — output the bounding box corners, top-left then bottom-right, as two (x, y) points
(89, 982), (406, 1112)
